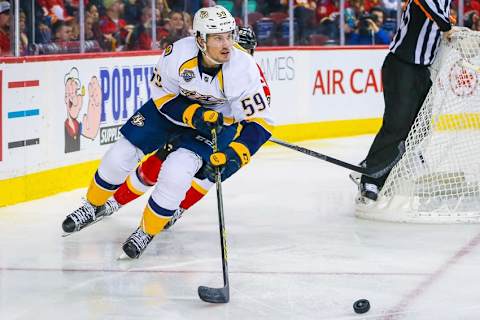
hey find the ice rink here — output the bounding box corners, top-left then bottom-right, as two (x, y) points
(1, 135), (480, 320)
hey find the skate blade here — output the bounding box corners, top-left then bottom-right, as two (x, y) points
(60, 216), (107, 238)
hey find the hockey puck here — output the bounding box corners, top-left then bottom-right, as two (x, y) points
(353, 299), (370, 314)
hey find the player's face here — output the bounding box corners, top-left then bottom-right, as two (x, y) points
(205, 32), (234, 64)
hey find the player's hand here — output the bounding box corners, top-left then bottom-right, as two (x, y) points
(197, 147), (243, 182)
(191, 107), (224, 137)
(443, 26), (470, 41)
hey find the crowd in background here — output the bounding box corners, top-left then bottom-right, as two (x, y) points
(0, 0), (479, 56)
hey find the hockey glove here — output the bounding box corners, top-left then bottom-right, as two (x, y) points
(198, 142), (251, 182)
(183, 104), (223, 138)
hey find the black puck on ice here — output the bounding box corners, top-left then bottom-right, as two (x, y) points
(353, 299), (370, 314)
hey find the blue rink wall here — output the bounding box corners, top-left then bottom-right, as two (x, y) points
(0, 46), (388, 207)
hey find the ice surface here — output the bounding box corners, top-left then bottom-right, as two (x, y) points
(1, 136), (480, 320)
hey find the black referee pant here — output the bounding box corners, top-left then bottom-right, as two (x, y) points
(361, 52), (432, 189)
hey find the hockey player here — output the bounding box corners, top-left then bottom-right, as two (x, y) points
(62, 7), (273, 259)
(61, 26), (268, 235)
(92, 27), (269, 232)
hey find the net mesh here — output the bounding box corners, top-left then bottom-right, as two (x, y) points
(356, 29), (480, 223)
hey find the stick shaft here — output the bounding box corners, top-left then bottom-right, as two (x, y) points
(211, 129), (229, 288)
(269, 137), (369, 175)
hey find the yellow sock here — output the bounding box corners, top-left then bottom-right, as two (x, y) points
(140, 205), (171, 235)
(86, 178), (115, 206)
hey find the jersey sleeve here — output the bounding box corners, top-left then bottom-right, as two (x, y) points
(150, 45), (180, 106)
(149, 44), (198, 127)
(414, 0), (451, 31)
(225, 56), (274, 159)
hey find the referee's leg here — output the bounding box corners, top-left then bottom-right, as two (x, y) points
(361, 53), (432, 190)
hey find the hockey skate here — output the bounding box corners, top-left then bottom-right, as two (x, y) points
(163, 208), (185, 230)
(121, 227), (154, 259)
(62, 198), (121, 235)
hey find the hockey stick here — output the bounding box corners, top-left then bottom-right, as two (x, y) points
(198, 128), (230, 304)
(269, 137), (405, 179)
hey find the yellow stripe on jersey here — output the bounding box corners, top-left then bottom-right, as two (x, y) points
(247, 118), (274, 133)
(179, 56), (198, 75)
(230, 141), (251, 166)
(182, 103), (202, 128)
(223, 116), (235, 125)
(233, 42), (248, 53)
(191, 180), (209, 195)
(86, 178), (116, 206)
(125, 175), (144, 196)
(233, 122), (243, 139)
(154, 93), (177, 109)
(141, 205), (171, 235)
(217, 69), (224, 93)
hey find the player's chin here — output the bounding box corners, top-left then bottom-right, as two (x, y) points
(218, 52), (231, 62)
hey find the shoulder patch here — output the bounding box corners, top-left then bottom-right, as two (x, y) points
(164, 44), (173, 57)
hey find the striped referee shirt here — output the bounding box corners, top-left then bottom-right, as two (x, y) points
(390, 0), (452, 65)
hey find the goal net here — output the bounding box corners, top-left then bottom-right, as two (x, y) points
(356, 28), (480, 223)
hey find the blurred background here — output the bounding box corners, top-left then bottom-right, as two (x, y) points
(2, 0), (478, 56)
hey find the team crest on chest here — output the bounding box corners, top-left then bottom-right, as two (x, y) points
(181, 69), (195, 82)
(131, 113), (145, 127)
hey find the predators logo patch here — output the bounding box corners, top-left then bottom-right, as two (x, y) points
(199, 10), (208, 18)
(181, 70), (195, 82)
(131, 113), (145, 127)
(164, 44), (173, 57)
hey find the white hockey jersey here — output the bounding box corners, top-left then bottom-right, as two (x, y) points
(150, 36), (274, 133)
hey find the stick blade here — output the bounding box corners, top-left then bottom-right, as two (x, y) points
(198, 285), (229, 303)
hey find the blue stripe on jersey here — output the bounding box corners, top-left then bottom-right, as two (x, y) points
(94, 171), (121, 191)
(236, 121), (272, 156)
(148, 197), (175, 217)
(160, 94), (197, 124)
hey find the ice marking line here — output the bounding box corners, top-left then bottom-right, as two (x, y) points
(383, 232), (480, 320)
(0, 266), (430, 277)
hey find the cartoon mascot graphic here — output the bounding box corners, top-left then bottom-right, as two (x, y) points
(64, 67), (102, 153)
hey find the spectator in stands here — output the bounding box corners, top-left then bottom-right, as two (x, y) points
(316, 0), (339, 22)
(465, 10), (480, 30)
(126, 6), (153, 50)
(37, 0), (72, 22)
(464, 0), (480, 15)
(382, 0), (398, 18)
(86, 2), (100, 22)
(342, 0), (366, 41)
(317, 13), (340, 41)
(364, 0), (382, 12)
(293, 0), (317, 44)
(69, 18), (81, 41)
(124, 0), (146, 25)
(53, 20), (73, 42)
(183, 11), (193, 34)
(160, 10), (191, 48)
(0, 1), (10, 56)
(99, 0), (131, 51)
(347, 7), (390, 44)
(20, 11), (29, 54)
(156, 0), (171, 21)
